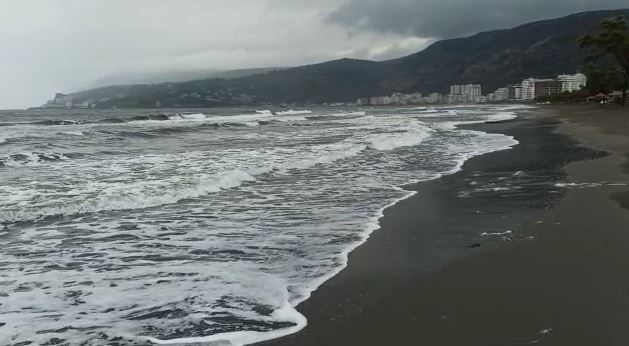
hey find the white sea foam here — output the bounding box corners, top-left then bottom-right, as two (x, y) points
(495, 104), (537, 111)
(481, 230), (513, 237)
(314, 110), (367, 118)
(176, 112), (207, 120)
(0, 104), (525, 346)
(145, 299), (307, 346)
(127, 113), (209, 125)
(434, 111), (517, 131)
(0, 169), (260, 222)
(0, 141), (368, 223)
(369, 124), (433, 151)
(555, 181), (627, 188)
(276, 109), (313, 115)
(61, 130), (85, 136)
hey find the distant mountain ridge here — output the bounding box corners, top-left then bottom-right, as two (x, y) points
(87, 67), (288, 89)
(59, 9), (629, 108)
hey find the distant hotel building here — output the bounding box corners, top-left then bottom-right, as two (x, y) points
(521, 78), (536, 101)
(448, 84), (482, 103)
(358, 72), (586, 106)
(558, 73), (588, 93)
(534, 79), (563, 98)
(508, 85), (522, 101)
(486, 72), (587, 102)
(517, 73), (587, 101)
(486, 87), (509, 102)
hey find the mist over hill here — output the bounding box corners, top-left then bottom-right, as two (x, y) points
(87, 67), (288, 89)
(59, 9), (629, 108)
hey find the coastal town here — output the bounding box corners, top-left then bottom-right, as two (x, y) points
(44, 71), (625, 109)
(357, 72), (588, 105)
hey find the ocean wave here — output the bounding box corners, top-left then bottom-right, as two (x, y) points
(0, 151), (71, 167)
(0, 105), (528, 346)
(0, 126), (68, 144)
(144, 113), (206, 122)
(0, 142), (367, 223)
(434, 111), (517, 131)
(31, 119), (84, 126)
(202, 122), (256, 128)
(129, 114), (172, 122)
(0, 169), (258, 223)
(304, 111), (367, 122)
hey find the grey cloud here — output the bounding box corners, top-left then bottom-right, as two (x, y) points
(0, 0), (421, 109)
(328, 0), (629, 39)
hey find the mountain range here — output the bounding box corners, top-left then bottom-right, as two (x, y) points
(86, 67), (288, 89)
(58, 9), (629, 108)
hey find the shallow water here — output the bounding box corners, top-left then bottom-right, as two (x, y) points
(0, 105), (523, 345)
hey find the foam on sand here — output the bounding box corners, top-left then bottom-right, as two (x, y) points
(145, 298), (307, 346)
(0, 104), (526, 346)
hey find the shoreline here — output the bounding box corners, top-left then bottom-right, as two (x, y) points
(181, 108), (523, 346)
(264, 105), (629, 345)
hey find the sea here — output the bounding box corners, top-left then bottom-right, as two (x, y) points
(0, 105), (525, 345)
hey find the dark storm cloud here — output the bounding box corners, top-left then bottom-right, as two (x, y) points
(328, 0), (629, 39)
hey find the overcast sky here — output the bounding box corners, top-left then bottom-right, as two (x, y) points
(0, 0), (626, 109)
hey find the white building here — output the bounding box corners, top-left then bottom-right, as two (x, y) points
(521, 78), (537, 101)
(449, 84), (482, 103)
(516, 73), (586, 101)
(557, 73), (587, 93)
(465, 84), (482, 102)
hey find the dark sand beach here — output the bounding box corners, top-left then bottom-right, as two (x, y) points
(266, 105), (629, 346)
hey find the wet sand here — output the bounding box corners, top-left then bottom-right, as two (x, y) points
(265, 105), (629, 346)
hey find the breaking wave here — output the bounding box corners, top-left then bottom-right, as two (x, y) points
(0, 105), (526, 346)
(0, 151), (72, 167)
